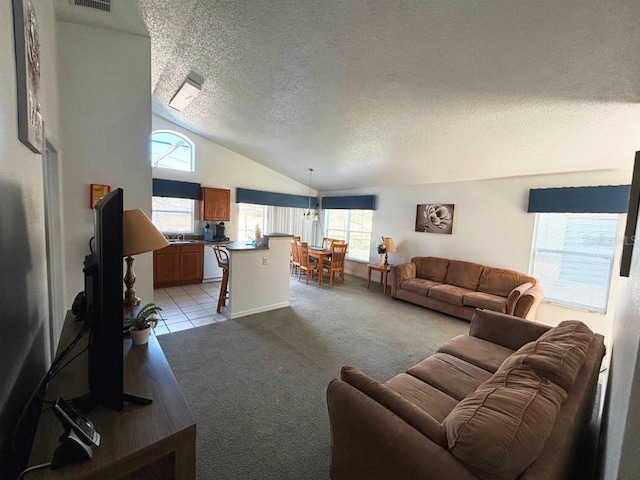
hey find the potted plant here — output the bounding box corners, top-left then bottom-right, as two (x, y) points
(126, 303), (162, 345)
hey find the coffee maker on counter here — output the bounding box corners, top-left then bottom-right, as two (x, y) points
(213, 222), (229, 241)
(204, 222), (229, 241)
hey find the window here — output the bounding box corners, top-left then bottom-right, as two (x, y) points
(530, 213), (619, 313)
(237, 203), (267, 241)
(325, 209), (373, 262)
(152, 197), (195, 233)
(150, 130), (195, 172)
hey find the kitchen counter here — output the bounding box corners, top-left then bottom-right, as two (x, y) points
(226, 235), (293, 319)
(167, 239), (231, 246)
(225, 241), (269, 251)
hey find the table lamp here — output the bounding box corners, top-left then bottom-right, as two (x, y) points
(383, 237), (397, 266)
(123, 208), (170, 306)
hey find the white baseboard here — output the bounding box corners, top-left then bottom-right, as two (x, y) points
(230, 301), (290, 319)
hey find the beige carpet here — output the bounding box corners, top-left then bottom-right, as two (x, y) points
(158, 274), (469, 480)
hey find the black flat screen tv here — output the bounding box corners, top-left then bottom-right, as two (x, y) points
(84, 187), (125, 411)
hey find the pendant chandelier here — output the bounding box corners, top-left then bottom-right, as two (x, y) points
(303, 168), (318, 221)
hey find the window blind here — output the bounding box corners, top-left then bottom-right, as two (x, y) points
(531, 213), (618, 313)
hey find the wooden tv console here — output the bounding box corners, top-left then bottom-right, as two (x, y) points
(27, 311), (196, 479)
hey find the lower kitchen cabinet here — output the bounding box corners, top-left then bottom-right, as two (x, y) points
(154, 244), (204, 288)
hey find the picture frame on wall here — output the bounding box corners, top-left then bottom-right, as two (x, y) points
(13, 0), (43, 153)
(90, 184), (111, 209)
(415, 204), (455, 234)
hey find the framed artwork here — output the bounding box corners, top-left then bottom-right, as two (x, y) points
(415, 204), (455, 234)
(90, 184), (111, 209)
(13, 0), (43, 153)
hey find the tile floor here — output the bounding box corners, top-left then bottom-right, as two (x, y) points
(152, 282), (229, 336)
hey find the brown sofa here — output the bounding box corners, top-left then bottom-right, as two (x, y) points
(327, 309), (605, 480)
(391, 256), (544, 320)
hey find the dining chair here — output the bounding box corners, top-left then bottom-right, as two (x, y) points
(298, 241), (319, 284)
(323, 243), (348, 285)
(290, 237), (301, 275)
(322, 237), (333, 249)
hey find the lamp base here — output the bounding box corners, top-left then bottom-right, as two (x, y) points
(123, 293), (140, 307)
(123, 255), (140, 307)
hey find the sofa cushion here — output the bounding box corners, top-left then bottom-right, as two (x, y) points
(385, 373), (459, 422)
(340, 366), (448, 447)
(503, 321), (594, 391)
(443, 365), (567, 480)
(428, 284), (469, 306)
(414, 256), (449, 283)
(478, 268), (537, 297)
(407, 353), (492, 401)
(463, 291), (508, 313)
(401, 278), (441, 296)
(437, 335), (515, 373)
(445, 260), (485, 291)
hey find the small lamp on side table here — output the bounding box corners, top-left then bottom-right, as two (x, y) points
(122, 209), (170, 306)
(383, 237), (397, 266)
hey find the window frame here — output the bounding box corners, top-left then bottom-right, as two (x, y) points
(237, 203), (268, 241)
(150, 129), (195, 172)
(151, 196), (196, 234)
(324, 209), (373, 262)
(529, 212), (620, 313)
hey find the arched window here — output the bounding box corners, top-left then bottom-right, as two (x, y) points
(150, 130), (195, 172)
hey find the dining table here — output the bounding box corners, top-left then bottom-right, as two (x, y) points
(308, 246), (332, 285)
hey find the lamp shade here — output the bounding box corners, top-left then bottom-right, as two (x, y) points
(384, 237), (397, 253)
(122, 208), (170, 256)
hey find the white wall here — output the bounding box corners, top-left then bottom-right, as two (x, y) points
(57, 22), (152, 306)
(0, 0), (60, 471)
(152, 114), (312, 239)
(323, 169), (631, 336)
(601, 221), (640, 478)
(228, 237), (291, 318)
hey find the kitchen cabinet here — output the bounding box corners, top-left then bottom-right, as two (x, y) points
(154, 244), (204, 288)
(201, 187), (230, 221)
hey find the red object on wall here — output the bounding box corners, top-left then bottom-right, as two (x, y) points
(90, 184), (111, 209)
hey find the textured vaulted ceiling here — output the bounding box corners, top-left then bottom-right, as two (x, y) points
(64, 1), (640, 190)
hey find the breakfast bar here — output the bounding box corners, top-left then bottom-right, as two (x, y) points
(226, 234), (293, 319)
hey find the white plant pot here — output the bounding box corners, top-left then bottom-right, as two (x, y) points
(129, 326), (151, 345)
(379, 254), (386, 266)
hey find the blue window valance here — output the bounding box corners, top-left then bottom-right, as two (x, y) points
(321, 195), (377, 210)
(527, 185), (631, 214)
(236, 188), (314, 208)
(152, 179), (201, 200)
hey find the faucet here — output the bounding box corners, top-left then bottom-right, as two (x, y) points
(177, 233), (185, 241)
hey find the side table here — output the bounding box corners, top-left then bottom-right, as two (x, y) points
(367, 263), (391, 294)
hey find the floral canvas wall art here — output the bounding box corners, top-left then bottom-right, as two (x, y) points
(13, 0), (43, 153)
(415, 204), (454, 234)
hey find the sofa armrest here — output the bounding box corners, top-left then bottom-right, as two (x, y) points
(327, 379), (479, 480)
(513, 284), (544, 320)
(469, 309), (551, 351)
(391, 262), (416, 297)
(506, 282), (533, 315)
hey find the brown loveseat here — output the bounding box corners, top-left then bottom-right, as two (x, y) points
(392, 256), (544, 320)
(327, 309), (605, 480)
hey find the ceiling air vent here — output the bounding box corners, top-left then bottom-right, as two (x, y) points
(69, 0), (111, 12)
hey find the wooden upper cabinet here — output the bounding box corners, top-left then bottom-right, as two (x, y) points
(201, 187), (230, 221)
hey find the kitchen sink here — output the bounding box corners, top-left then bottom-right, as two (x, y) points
(169, 239), (200, 244)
